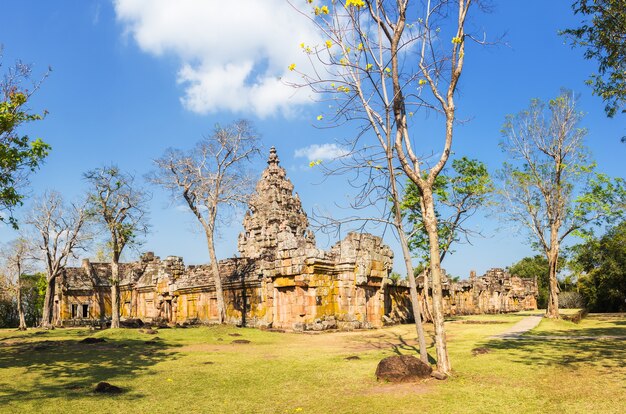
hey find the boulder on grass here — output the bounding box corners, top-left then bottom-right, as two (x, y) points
(94, 382), (123, 394)
(121, 318), (144, 328)
(375, 355), (432, 382)
(80, 337), (106, 344)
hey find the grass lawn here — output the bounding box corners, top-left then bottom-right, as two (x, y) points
(1, 313), (625, 414)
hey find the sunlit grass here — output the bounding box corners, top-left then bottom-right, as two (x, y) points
(1, 312), (624, 414)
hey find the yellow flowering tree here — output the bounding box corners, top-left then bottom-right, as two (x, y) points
(287, 0), (478, 376)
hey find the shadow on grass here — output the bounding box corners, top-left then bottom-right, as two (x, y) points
(0, 331), (180, 404)
(481, 322), (626, 382)
(353, 332), (437, 364)
(527, 320), (626, 337)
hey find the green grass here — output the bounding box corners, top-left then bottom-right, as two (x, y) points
(527, 312), (626, 337)
(1, 313), (625, 414)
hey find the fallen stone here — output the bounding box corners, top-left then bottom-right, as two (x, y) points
(121, 318), (144, 328)
(231, 339), (251, 344)
(228, 333), (242, 337)
(431, 371), (448, 380)
(145, 329), (158, 335)
(310, 322), (324, 331)
(322, 320), (337, 330)
(345, 355), (361, 360)
(375, 355), (433, 382)
(94, 382), (123, 394)
(81, 337), (106, 344)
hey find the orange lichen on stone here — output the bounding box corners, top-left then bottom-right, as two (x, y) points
(55, 148), (537, 331)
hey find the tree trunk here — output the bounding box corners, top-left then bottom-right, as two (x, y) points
(546, 247), (560, 319)
(402, 238), (429, 364)
(206, 231), (226, 324)
(16, 276), (26, 330)
(110, 261), (120, 328)
(422, 190), (451, 374)
(40, 276), (55, 328)
(385, 148), (429, 363)
(422, 268), (434, 322)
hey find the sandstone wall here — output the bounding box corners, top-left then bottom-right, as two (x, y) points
(56, 148), (537, 330)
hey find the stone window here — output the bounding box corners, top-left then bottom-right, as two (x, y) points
(81, 304), (89, 318)
(71, 304), (78, 319)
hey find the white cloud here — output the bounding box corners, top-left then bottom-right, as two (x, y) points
(294, 143), (349, 162)
(114, 0), (320, 118)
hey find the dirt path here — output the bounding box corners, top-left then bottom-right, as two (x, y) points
(490, 315), (543, 339)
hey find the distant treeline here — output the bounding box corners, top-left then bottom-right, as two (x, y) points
(0, 273), (46, 328)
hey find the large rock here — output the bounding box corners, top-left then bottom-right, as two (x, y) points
(375, 355), (433, 382)
(94, 382), (123, 394)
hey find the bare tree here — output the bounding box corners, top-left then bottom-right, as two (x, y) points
(0, 238), (32, 330)
(149, 120), (261, 324)
(498, 91), (626, 319)
(25, 191), (91, 328)
(289, 0), (479, 374)
(84, 166), (149, 329)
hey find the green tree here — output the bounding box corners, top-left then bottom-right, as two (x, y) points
(20, 272), (46, 327)
(509, 255), (566, 309)
(0, 52), (50, 227)
(402, 157), (492, 322)
(85, 166), (149, 329)
(562, 0), (626, 119)
(497, 91), (626, 319)
(402, 157), (493, 263)
(571, 220), (626, 312)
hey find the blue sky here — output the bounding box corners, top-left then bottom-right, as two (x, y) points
(1, 0), (624, 278)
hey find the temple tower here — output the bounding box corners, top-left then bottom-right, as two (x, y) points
(238, 147), (316, 261)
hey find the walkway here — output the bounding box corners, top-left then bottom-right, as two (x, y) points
(490, 315), (626, 340)
(490, 315), (543, 339)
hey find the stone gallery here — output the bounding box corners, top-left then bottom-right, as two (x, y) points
(55, 148), (538, 330)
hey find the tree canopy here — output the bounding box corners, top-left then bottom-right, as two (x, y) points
(571, 220), (626, 312)
(149, 120), (260, 324)
(402, 156), (493, 263)
(0, 53), (50, 227)
(84, 165), (149, 328)
(562, 0), (626, 119)
(497, 91), (626, 318)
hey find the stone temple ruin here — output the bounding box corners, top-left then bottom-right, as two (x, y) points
(55, 147), (537, 330)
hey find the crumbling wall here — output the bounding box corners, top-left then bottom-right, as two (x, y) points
(386, 268), (538, 323)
